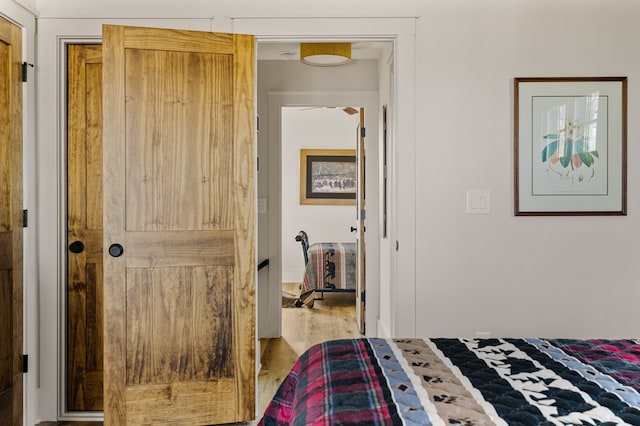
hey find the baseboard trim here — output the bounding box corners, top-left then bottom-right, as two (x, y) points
(377, 318), (391, 338)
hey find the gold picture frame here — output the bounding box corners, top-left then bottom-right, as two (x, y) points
(300, 149), (356, 205)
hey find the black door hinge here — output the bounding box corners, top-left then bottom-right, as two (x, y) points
(360, 127), (366, 138)
(22, 62), (34, 83)
(360, 290), (365, 303)
(23, 209), (28, 227)
(22, 354), (28, 373)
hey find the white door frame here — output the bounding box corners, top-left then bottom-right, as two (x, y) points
(233, 17), (417, 339)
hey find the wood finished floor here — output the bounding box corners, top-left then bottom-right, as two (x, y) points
(38, 282), (360, 426)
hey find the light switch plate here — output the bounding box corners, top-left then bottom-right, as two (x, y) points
(466, 190), (490, 214)
(257, 198), (267, 214)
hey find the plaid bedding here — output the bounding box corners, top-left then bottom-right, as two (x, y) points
(258, 338), (640, 425)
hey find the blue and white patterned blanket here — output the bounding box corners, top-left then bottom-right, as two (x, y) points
(259, 338), (640, 425)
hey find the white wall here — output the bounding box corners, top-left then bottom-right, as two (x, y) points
(32, 0), (420, 19)
(281, 107), (359, 283)
(413, 0), (639, 338)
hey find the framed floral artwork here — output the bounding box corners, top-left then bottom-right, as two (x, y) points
(514, 77), (627, 215)
(300, 149), (356, 205)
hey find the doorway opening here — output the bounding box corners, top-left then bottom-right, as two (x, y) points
(281, 107), (359, 285)
(280, 106), (360, 319)
(255, 39), (388, 342)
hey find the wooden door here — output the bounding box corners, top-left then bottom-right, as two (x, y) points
(0, 16), (23, 426)
(355, 108), (366, 334)
(102, 25), (255, 425)
(67, 43), (104, 411)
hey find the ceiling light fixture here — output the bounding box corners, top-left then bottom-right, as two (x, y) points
(300, 42), (351, 66)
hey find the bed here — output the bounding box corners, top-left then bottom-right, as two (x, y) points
(258, 337), (640, 425)
(297, 242), (356, 307)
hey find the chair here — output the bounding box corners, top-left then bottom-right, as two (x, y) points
(294, 230), (309, 265)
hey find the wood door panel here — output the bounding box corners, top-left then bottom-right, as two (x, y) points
(0, 40), (11, 237)
(85, 262), (103, 371)
(0, 270), (11, 391)
(66, 254), (104, 410)
(124, 230), (234, 267)
(124, 48), (233, 232)
(125, 266), (232, 385)
(125, 380), (236, 425)
(122, 27), (235, 54)
(0, 233), (11, 269)
(85, 60), (104, 229)
(0, 266), (10, 420)
(67, 43), (104, 412)
(0, 42), (9, 227)
(0, 16), (22, 425)
(103, 25), (255, 424)
(0, 390), (10, 423)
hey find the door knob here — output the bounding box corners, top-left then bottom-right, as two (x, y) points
(68, 240), (85, 254)
(108, 243), (124, 258)
(350, 226), (357, 232)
